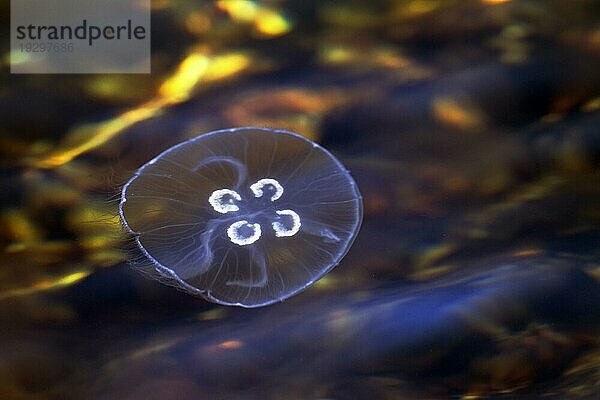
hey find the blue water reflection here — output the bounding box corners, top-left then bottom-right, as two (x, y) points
(87, 257), (599, 399)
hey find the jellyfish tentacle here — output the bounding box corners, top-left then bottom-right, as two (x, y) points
(195, 218), (222, 270)
(299, 218), (341, 243)
(226, 245), (268, 288)
(153, 218), (220, 280)
(194, 156), (248, 189)
(153, 157), (216, 186)
(205, 246), (232, 292)
(195, 142), (246, 186)
(178, 223), (219, 277)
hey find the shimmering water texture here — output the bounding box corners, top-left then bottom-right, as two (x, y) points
(119, 127), (363, 307)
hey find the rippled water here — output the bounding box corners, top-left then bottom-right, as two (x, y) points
(1, 1), (600, 399)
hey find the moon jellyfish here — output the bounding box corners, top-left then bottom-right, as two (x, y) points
(119, 127), (363, 307)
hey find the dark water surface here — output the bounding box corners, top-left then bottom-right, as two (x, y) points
(2, 1), (600, 399)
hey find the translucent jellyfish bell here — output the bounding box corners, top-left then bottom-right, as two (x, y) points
(119, 127), (362, 307)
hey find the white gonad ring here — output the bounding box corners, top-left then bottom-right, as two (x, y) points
(208, 189), (241, 214)
(272, 209), (301, 237)
(227, 220), (262, 245)
(250, 178), (284, 201)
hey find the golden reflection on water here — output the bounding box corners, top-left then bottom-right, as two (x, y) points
(30, 50), (254, 169)
(0, 270), (91, 300)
